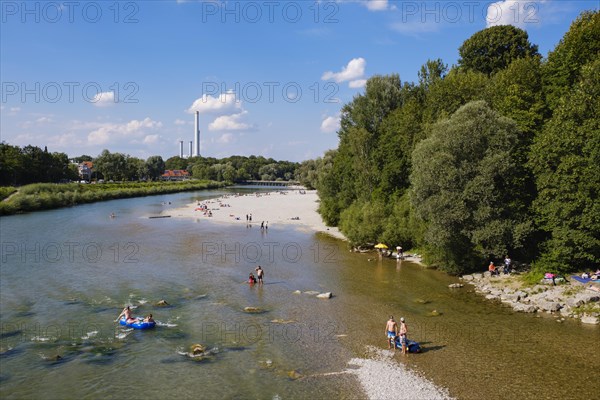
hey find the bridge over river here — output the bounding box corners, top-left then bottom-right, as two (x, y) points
(237, 180), (303, 187)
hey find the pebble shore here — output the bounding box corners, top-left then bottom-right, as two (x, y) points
(460, 272), (600, 324)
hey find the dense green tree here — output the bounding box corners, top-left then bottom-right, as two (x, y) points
(418, 58), (448, 88)
(490, 56), (545, 142)
(126, 157), (147, 181)
(0, 143), (25, 185)
(529, 59), (600, 273)
(0, 143), (77, 185)
(72, 155), (93, 163)
(543, 10), (600, 111)
(145, 155), (165, 181)
(94, 150), (128, 181)
(458, 25), (539, 76)
(338, 200), (388, 246)
(165, 156), (188, 170)
(422, 69), (490, 124)
(411, 101), (532, 273)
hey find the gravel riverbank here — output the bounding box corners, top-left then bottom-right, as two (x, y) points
(461, 273), (600, 324)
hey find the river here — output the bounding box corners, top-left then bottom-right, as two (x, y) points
(0, 189), (597, 399)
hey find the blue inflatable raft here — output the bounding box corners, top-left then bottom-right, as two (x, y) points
(394, 337), (422, 353)
(119, 317), (156, 330)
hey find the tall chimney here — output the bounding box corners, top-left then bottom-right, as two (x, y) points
(179, 140), (184, 158)
(194, 111), (200, 157)
(189, 141), (193, 158)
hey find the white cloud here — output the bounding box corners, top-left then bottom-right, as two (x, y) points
(217, 133), (235, 144)
(322, 57), (366, 83)
(208, 111), (252, 131)
(36, 116), (53, 124)
(174, 119), (187, 126)
(349, 79), (367, 88)
(320, 114), (340, 133)
(87, 117), (163, 145)
(486, 1), (545, 28)
(187, 90), (241, 114)
(2, 106), (21, 116)
(92, 91), (116, 107)
(364, 0), (389, 11)
(143, 134), (160, 145)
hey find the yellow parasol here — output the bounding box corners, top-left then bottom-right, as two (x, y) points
(374, 243), (388, 249)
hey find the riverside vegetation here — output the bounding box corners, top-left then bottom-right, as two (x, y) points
(0, 181), (226, 216)
(299, 11), (600, 277)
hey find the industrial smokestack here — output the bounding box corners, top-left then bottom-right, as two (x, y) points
(194, 111), (200, 157)
(179, 140), (184, 158)
(189, 141), (193, 158)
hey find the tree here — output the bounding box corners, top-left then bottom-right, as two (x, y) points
(94, 150), (128, 181)
(411, 101), (532, 273)
(543, 10), (600, 111)
(0, 142), (25, 185)
(72, 155), (93, 163)
(529, 58), (600, 273)
(165, 156), (188, 170)
(418, 58), (448, 88)
(458, 25), (539, 76)
(145, 155), (165, 181)
(422, 68), (490, 124)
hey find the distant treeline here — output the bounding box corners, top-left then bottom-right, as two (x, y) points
(300, 12), (599, 275)
(0, 144), (78, 185)
(0, 181), (226, 216)
(0, 145), (301, 186)
(165, 155), (299, 182)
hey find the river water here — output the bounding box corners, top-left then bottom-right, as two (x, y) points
(0, 189), (597, 399)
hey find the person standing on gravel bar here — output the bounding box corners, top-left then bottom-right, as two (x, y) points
(385, 316), (398, 349)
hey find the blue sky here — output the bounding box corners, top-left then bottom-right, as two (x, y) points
(1, 0), (597, 162)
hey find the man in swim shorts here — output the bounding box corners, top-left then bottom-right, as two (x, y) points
(255, 266), (264, 284)
(399, 317), (408, 355)
(385, 316), (398, 349)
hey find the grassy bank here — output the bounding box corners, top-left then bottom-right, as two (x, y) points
(0, 187), (17, 201)
(0, 180), (227, 216)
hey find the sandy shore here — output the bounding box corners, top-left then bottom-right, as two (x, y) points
(166, 189), (346, 240)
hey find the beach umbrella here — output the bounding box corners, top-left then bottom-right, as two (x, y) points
(374, 243), (388, 249)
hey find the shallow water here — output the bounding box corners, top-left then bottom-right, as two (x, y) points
(1, 189), (598, 399)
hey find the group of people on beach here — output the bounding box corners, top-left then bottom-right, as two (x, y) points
(488, 255), (512, 276)
(385, 316), (409, 355)
(581, 269), (600, 280)
(248, 266), (264, 285)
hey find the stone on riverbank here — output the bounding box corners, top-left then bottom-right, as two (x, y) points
(513, 304), (537, 313)
(317, 292), (333, 299)
(537, 301), (562, 312)
(448, 283), (463, 288)
(581, 315), (599, 325)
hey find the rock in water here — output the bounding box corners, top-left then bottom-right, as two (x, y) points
(317, 292), (332, 299)
(448, 283), (464, 288)
(304, 291), (319, 296)
(156, 300), (169, 307)
(244, 307), (262, 313)
(287, 370), (303, 380)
